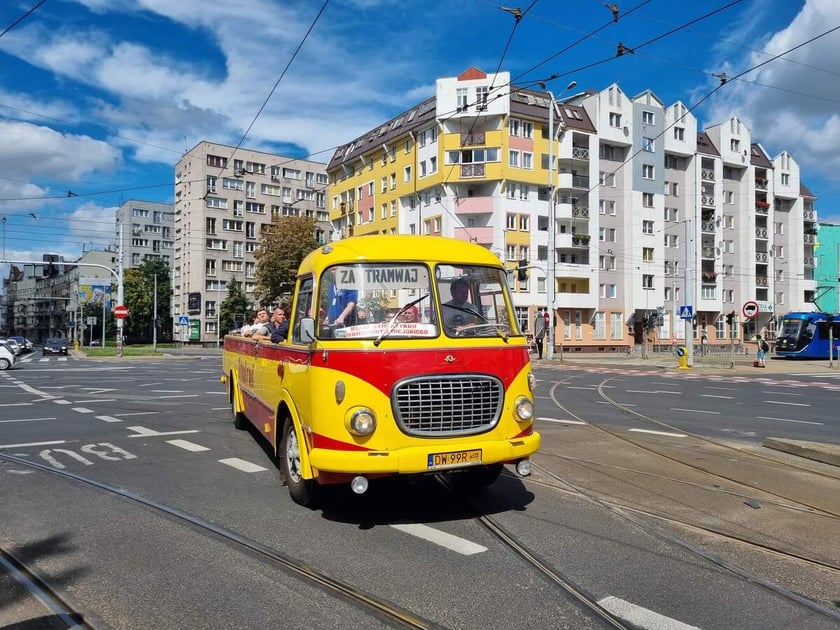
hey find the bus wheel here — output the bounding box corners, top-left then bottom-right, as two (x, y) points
(281, 417), (317, 507)
(448, 464), (503, 490)
(229, 376), (247, 430)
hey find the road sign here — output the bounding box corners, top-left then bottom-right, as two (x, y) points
(742, 300), (759, 320)
(114, 305), (129, 319)
(679, 305), (693, 320)
(178, 315), (190, 326)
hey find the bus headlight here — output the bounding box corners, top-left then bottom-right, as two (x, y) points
(527, 372), (536, 392)
(514, 396), (534, 422)
(347, 408), (377, 436)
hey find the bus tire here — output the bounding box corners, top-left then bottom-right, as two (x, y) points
(448, 464), (503, 490)
(280, 417), (317, 507)
(229, 375), (247, 430)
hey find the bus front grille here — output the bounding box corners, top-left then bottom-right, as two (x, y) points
(393, 375), (503, 436)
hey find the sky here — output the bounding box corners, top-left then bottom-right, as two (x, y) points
(1, 0), (839, 285)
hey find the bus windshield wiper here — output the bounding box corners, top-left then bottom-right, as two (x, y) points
(373, 294), (429, 347)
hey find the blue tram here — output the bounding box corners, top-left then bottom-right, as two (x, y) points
(774, 312), (840, 359)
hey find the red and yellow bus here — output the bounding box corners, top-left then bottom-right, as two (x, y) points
(222, 235), (540, 506)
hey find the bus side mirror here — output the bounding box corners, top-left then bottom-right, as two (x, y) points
(300, 317), (315, 343)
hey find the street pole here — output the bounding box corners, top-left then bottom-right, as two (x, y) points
(684, 217), (694, 367)
(546, 91), (556, 361)
(117, 223), (124, 357)
(153, 274), (158, 351)
(101, 297), (106, 347)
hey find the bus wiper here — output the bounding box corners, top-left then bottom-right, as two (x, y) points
(373, 294), (429, 347)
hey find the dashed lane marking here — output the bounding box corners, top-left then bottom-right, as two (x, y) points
(537, 417), (587, 425)
(167, 439), (210, 452)
(71, 407), (95, 414)
(598, 596), (700, 630)
(390, 523), (487, 556)
(757, 416), (823, 425)
(218, 458), (268, 473)
(0, 440), (66, 449)
(629, 429), (687, 437)
(670, 408), (720, 415)
(95, 415), (122, 423)
(0, 417), (57, 424)
(126, 426), (200, 438)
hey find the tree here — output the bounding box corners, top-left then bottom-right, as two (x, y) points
(253, 215), (320, 305)
(220, 277), (251, 333)
(122, 260), (172, 343)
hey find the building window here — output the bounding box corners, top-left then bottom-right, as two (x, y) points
(642, 247), (654, 262)
(509, 150), (520, 167)
(609, 112), (621, 128)
(642, 274), (654, 289)
(642, 137), (654, 152)
(642, 110), (655, 125)
(642, 164), (654, 179)
(642, 192), (654, 208)
(673, 127), (684, 141)
(522, 152), (533, 169)
(642, 220), (654, 234)
(781, 173), (790, 186)
(457, 88), (468, 111)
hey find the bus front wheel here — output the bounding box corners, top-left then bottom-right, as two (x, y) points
(229, 375), (247, 430)
(280, 417), (317, 507)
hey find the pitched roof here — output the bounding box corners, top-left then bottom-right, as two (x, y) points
(696, 132), (719, 156)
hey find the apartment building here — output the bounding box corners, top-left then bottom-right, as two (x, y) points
(173, 141), (329, 343)
(326, 67), (820, 352)
(115, 200), (175, 268)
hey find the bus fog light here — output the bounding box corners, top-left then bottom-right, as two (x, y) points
(514, 396), (534, 421)
(351, 476), (369, 494)
(348, 409), (376, 435)
(515, 459), (532, 477)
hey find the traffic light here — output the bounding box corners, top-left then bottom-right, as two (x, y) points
(646, 313), (657, 330)
(725, 311), (735, 326)
(517, 259), (528, 281)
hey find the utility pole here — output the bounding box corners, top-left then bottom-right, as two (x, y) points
(546, 90), (556, 361)
(153, 273), (158, 351)
(117, 223), (125, 357)
(684, 217), (694, 367)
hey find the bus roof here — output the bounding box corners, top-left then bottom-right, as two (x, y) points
(297, 235), (503, 275)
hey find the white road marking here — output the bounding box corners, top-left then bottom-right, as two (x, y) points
(126, 426), (200, 438)
(204, 391), (226, 395)
(598, 596), (700, 630)
(114, 411), (158, 416)
(670, 408), (720, 415)
(0, 440), (66, 449)
(705, 386), (738, 391)
(218, 458), (267, 473)
(700, 394), (733, 399)
(629, 429), (687, 438)
(150, 390), (184, 393)
(0, 417), (57, 424)
(595, 401), (635, 406)
(167, 439), (210, 452)
(537, 417), (587, 425)
(53, 400), (71, 405)
(626, 390), (681, 395)
(95, 415), (123, 423)
(765, 400), (810, 407)
(74, 399), (117, 403)
(71, 407), (95, 414)
(211, 407), (229, 411)
(390, 523), (487, 556)
(757, 416), (823, 425)
(157, 394), (200, 399)
(565, 386), (596, 390)
(138, 382), (164, 387)
(761, 391), (802, 396)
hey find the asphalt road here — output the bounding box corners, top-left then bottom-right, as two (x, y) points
(1, 354), (838, 629)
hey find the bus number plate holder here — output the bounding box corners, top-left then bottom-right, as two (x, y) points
(427, 449), (482, 470)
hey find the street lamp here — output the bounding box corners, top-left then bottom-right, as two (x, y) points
(541, 79), (577, 361)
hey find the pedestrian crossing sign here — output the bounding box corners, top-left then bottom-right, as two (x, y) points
(178, 315), (190, 326)
(679, 305), (693, 320)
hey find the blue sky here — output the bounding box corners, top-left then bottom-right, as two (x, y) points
(1, 0), (839, 282)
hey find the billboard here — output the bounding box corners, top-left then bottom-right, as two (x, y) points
(79, 277), (113, 310)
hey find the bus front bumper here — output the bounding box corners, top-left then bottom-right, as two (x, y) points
(308, 432), (541, 475)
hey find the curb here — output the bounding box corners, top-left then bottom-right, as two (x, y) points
(762, 437), (840, 468)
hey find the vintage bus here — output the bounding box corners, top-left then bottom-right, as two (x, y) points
(221, 235), (540, 506)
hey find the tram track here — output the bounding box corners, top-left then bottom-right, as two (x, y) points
(0, 453), (443, 630)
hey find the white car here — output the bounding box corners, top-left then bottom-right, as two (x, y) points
(0, 337), (22, 356)
(0, 341), (16, 370)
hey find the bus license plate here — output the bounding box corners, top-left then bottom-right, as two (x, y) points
(427, 449), (482, 470)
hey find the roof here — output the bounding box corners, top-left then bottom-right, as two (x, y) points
(800, 182), (816, 198)
(509, 88), (596, 133)
(297, 235), (503, 275)
(696, 132), (720, 156)
(749, 143), (773, 168)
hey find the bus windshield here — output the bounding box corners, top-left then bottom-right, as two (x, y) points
(315, 262), (519, 340)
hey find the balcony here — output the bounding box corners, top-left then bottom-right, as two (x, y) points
(701, 247), (715, 259)
(572, 235), (590, 248)
(554, 289), (597, 310)
(755, 227), (767, 239)
(755, 178), (768, 190)
(755, 252), (769, 263)
(701, 221), (716, 233)
(453, 226), (494, 245)
(557, 172), (590, 189)
(460, 132), (485, 146)
(804, 257), (816, 267)
(756, 276), (768, 287)
(460, 164), (485, 178)
(755, 200), (769, 214)
(571, 146), (590, 159)
(701, 270), (718, 283)
(803, 234), (816, 244)
(803, 209), (816, 221)
(572, 206), (589, 218)
(701, 195), (715, 207)
(455, 195), (494, 214)
(701, 169), (715, 181)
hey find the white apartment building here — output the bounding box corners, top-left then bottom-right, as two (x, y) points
(115, 200), (175, 268)
(327, 68), (818, 352)
(173, 141), (329, 343)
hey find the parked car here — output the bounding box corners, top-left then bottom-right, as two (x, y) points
(0, 337), (22, 355)
(43, 338), (69, 356)
(0, 341), (16, 369)
(8, 335), (33, 352)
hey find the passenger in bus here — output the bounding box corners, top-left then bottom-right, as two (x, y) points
(442, 278), (480, 334)
(325, 267), (358, 327)
(246, 308), (272, 340)
(398, 305), (420, 323)
(269, 307), (289, 343)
